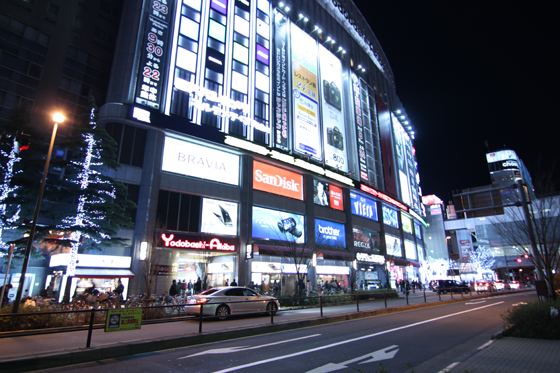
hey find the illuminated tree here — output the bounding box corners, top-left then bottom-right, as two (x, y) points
(466, 245), (496, 277)
(0, 136), (21, 252)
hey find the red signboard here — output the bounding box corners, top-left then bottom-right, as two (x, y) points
(360, 184), (408, 212)
(253, 161), (304, 200)
(329, 185), (344, 211)
(160, 233), (237, 252)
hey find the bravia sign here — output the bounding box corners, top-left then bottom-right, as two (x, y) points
(253, 161), (303, 200)
(162, 137), (240, 186)
(160, 233), (237, 252)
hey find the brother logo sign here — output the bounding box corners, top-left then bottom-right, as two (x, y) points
(253, 161), (304, 200)
(316, 219), (346, 248)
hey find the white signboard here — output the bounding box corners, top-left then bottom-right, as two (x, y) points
(200, 198), (238, 236)
(162, 137), (240, 185)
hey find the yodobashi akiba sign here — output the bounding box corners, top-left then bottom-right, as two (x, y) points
(160, 233), (237, 252)
(162, 137), (240, 185)
(253, 161), (303, 200)
(315, 219), (346, 248)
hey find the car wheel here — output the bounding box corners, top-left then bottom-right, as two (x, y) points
(215, 304), (230, 320)
(266, 302), (278, 316)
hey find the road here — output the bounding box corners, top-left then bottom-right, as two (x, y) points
(35, 292), (536, 373)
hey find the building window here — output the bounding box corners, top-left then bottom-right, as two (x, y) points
(105, 123), (147, 167)
(156, 191), (201, 232)
(94, 27), (108, 42)
(121, 183), (140, 224)
(73, 17), (82, 29)
(47, 3), (59, 16)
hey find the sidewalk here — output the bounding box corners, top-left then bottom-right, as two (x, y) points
(446, 336), (560, 373)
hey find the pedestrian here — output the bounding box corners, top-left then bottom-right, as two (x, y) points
(231, 279), (237, 286)
(188, 279), (193, 295)
(114, 279), (125, 301)
(224, 279), (229, 287)
(181, 280), (187, 295)
(1, 284), (13, 305)
(195, 277), (202, 294)
(169, 279), (178, 296)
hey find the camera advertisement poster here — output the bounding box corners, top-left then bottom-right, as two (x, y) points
(252, 206), (305, 243)
(319, 45), (348, 172)
(291, 24), (321, 159)
(200, 198), (238, 236)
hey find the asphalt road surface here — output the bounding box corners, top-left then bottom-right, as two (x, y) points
(37, 292), (536, 373)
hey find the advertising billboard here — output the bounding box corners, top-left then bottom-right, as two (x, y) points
(382, 205), (399, 228)
(351, 73), (368, 181)
(313, 179), (343, 210)
(319, 45), (347, 172)
(404, 240), (417, 260)
(200, 198), (238, 236)
(401, 215), (413, 234)
(315, 219), (346, 248)
(353, 226), (380, 254)
(272, 9), (289, 150)
(377, 96), (397, 196)
(414, 222), (422, 239)
(385, 234), (402, 257)
(253, 161), (304, 200)
(291, 24), (321, 160)
(162, 137), (240, 185)
(350, 192), (378, 221)
(252, 206), (305, 243)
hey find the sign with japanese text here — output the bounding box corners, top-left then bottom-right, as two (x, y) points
(105, 308), (142, 332)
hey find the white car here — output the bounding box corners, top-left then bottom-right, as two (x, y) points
(184, 287), (280, 319)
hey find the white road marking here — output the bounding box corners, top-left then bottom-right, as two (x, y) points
(306, 345), (400, 373)
(178, 334), (321, 359)
(438, 361), (460, 372)
(465, 301), (486, 305)
(211, 301), (504, 373)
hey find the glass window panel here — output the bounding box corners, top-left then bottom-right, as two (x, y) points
(183, 0), (202, 11)
(255, 71), (269, 93)
(208, 19), (226, 43)
(234, 15), (249, 37)
(232, 42), (248, 65)
(180, 16), (199, 41)
(231, 71), (248, 94)
(257, 0), (270, 14)
(256, 18), (269, 39)
(176, 47), (197, 73)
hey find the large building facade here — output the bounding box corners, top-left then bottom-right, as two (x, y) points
(2, 0), (427, 298)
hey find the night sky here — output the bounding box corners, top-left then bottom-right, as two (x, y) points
(352, 1), (557, 203)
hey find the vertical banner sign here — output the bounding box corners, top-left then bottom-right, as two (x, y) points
(273, 10), (289, 150)
(290, 24), (321, 160)
(352, 73), (368, 181)
(376, 95), (398, 196)
(394, 119), (411, 206)
(134, 0), (174, 110)
(319, 45), (348, 172)
(406, 136), (420, 211)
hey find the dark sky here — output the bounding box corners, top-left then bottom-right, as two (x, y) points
(352, 1), (557, 203)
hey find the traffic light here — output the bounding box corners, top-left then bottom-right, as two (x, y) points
(16, 132), (31, 151)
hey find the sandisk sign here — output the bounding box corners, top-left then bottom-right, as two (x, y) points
(160, 233), (237, 252)
(253, 161), (304, 200)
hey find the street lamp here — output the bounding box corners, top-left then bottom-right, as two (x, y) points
(12, 113), (65, 313)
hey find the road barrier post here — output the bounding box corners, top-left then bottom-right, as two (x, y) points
(356, 293), (359, 312)
(198, 304), (203, 333)
(86, 309), (95, 348)
(406, 291), (409, 305)
(423, 289), (426, 303)
(384, 291), (387, 308)
(320, 296), (323, 317)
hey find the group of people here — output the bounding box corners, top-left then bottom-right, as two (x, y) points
(169, 277), (240, 296)
(397, 279), (423, 294)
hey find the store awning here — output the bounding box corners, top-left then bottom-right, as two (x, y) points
(409, 261), (421, 268)
(73, 269), (135, 279)
(389, 258), (410, 267)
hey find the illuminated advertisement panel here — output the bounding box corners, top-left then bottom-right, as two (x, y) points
(253, 161), (304, 200)
(417, 245), (425, 262)
(134, 0), (175, 110)
(272, 10), (289, 150)
(401, 215), (412, 234)
(291, 24), (321, 159)
(200, 198), (238, 236)
(160, 232), (237, 252)
(414, 222), (422, 239)
(393, 117), (412, 205)
(315, 219), (346, 248)
(252, 206), (305, 243)
(404, 240), (417, 260)
(350, 192), (378, 221)
(385, 234), (402, 257)
(382, 205), (399, 229)
(162, 137), (240, 185)
(353, 226), (380, 254)
(313, 179), (343, 210)
(319, 45), (347, 172)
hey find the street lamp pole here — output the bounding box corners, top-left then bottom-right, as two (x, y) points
(12, 113), (65, 313)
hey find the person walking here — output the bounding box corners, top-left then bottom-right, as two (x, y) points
(195, 277), (202, 294)
(169, 280), (178, 296)
(231, 279), (237, 286)
(114, 280), (125, 301)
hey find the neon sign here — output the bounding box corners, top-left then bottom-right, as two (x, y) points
(360, 184), (408, 212)
(160, 233), (236, 251)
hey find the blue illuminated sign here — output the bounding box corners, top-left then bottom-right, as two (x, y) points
(350, 192), (378, 221)
(252, 206), (305, 243)
(315, 219), (346, 248)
